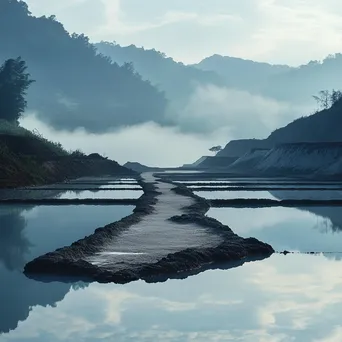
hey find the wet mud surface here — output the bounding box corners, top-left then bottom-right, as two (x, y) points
(24, 173), (274, 284)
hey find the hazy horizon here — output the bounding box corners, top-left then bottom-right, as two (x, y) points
(5, 0), (337, 166)
(25, 0), (342, 66)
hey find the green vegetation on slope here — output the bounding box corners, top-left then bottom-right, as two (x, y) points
(0, 57), (34, 122)
(196, 54), (291, 94)
(219, 90), (342, 158)
(95, 42), (223, 108)
(267, 96), (342, 144)
(0, 0), (166, 132)
(0, 126), (134, 188)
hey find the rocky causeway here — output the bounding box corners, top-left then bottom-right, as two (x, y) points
(24, 173), (274, 284)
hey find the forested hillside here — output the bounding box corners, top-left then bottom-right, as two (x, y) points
(219, 91), (342, 159)
(196, 53), (342, 106)
(196, 54), (291, 94)
(0, 0), (166, 132)
(267, 94), (342, 144)
(263, 54), (342, 103)
(95, 42), (223, 107)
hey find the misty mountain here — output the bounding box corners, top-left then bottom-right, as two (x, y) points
(196, 53), (342, 106)
(0, 0), (166, 132)
(95, 43), (305, 137)
(196, 54), (291, 94)
(263, 54), (342, 103)
(219, 95), (342, 159)
(95, 42), (223, 110)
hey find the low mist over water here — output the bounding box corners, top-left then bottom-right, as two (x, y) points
(20, 114), (224, 167)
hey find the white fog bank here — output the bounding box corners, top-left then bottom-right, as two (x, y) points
(20, 114), (229, 167)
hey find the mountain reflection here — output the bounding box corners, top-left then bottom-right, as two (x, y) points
(0, 203), (131, 335)
(270, 190), (342, 232)
(0, 206), (72, 334)
(0, 207), (31, 271)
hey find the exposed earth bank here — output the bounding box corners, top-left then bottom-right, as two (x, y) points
(227, 143), (342, 178)
(24, 173), (274, 284)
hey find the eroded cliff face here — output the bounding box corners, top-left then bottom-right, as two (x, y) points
(217, 139), (270, 158)
(228, 143), (342, 177)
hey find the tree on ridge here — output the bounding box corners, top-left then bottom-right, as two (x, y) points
(0, 57), (35, 123)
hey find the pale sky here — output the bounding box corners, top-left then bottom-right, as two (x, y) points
(25, 0), (342, 65)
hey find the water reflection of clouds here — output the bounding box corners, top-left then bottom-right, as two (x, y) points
(0, 205), (133, 336)
(57, 190), (144, 200)
(208, 207), (311, 235)
(209, 207), (342, 253)
(4, 254), (342, 342)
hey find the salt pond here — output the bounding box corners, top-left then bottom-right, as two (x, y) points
(1, 253), (342, 341)
(195, 190), (278, 200)
(196, 189), (342, 201)
(208, 206), (342, 253)
(58, 189), (143, 200)
(0, 204), (133, 335)
(2, 177), (342, 341)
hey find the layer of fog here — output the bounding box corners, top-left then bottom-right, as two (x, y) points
(21, 85), (314, 167)
(20, 114), (227, 167)
(168, 85), (314, 138)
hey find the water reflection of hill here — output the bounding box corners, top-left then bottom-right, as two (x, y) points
(0, 207), (72, 334)
(270, 190), (342, 232)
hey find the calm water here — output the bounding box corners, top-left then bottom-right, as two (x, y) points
(1, 253), (342, 341)
(58, 190), (143, 200)
(0, 188), (142, 201)
(196, 190), (342, 200)
(195, 190), (277, 200)
(209, 206), (342, 253)
(189, 184), (342, 189)
(0, 204), (133, 335)
(2, 181), (342, 341)
(99, 184), (140, 189)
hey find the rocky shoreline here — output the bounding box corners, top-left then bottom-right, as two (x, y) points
(24, 175), (274, 284)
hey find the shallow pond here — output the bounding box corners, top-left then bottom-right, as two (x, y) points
(0, 204), (133, 335)
(196, 190), (342, 201)
(57, 190), (143, 200)
(208, 206), (342, 253)
(189, 184), (342, 189)
(1, 253), (342, 341)
(2, 178), (342, 340)
(99, 184), (141, 189)
(195, 190), (278, 200)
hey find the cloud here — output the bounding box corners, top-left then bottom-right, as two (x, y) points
(5, 254), (342, 342)
(25, 0), (107, 33)
(20, 114), (227, 166)
(20, 83), (311, 167)
(314, 326), (342, 342)
(25, 0), (342, 65)
(21, 82), (313, 166)
(169, 85), (310, 139)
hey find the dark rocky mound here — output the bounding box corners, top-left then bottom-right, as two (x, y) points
(24, 178), (274, 284)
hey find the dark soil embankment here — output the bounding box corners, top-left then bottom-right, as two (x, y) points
(24, 177), (274, 284)
(0, 134), (135, 188)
